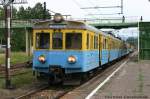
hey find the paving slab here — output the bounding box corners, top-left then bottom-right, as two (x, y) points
(92, 56), (150, 99)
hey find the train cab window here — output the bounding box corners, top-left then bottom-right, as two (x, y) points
(52, 33), (63, 49)
(94, 36), (98, 49)
(66, 33), (82, 49)
(36, 33), (50, 49)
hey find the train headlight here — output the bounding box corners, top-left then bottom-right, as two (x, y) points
(38, 55), (46, 63)
(68, 56), (76, 63)
(53, 13), (64, 23)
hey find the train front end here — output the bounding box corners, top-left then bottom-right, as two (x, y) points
(32, 14), (89, 81)
(32, 30), (84, 75)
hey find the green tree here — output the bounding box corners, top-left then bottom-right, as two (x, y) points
(12, 7), (18, 19)
(17, 2), (51, 19)
(31, 2), (51, 19)
(0, 7), (4, 19)
(11, 29), (26, 51)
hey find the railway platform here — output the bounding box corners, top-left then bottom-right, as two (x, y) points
(61, 53), (150, 99)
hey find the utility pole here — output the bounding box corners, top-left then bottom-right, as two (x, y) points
(0, 0), (27, 89)
(4, 2), (11, 89)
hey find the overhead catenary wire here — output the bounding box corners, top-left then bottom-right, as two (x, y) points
(72, 0), (124, 18)
(71, 0), (98, 19)
(81, 6), (122, 9)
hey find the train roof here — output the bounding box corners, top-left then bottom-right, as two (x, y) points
(34, 20), (102, 32)
(33, 20), (122, 41)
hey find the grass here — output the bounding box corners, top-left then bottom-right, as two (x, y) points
(0, 68), (36, 88)
(0, 49), (4, 53)
(0, 52), (32, 64)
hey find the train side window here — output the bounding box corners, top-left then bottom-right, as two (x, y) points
(106, 39), (108, 49)
(36, 33), (50, 49)
(103, 38), (104, 49)
(103, 38), (105, 49)
(52, 33), (63, 49)
(103, 38), (106, 49)
(90, 35), (94, 49)
(103, 38), (107, 49)
(99, 35), (102, 50)
(94, 36), (98, 49)
(113, 41), (115, 49)
(66, 33), (82, 49)
(87, 33), (89, 49)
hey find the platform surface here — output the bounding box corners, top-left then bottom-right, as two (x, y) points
(91, 57), (150, 99)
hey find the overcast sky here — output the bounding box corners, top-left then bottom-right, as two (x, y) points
(16, 0), (150, 21)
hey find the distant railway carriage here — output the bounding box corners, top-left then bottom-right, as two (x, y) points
(32, 13), (130, 84)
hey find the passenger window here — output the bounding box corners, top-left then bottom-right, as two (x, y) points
(36, 33), (50, 49)
(90, 35), (94, 49)
(103, 38), (107, 49)
(87, 34), (89, 49)
(106, 39), (108, 49)
(103, 38), (105, 49)
(66, 33), (82, 49)
(99, 35), (102, 50)
(52, 33), (63, 49)
(94, 36), (98, 49)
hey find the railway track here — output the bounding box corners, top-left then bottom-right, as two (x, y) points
(0, 61), (32, 75)
(0, 61), (31, 72)
(15, 84), (49, 99)
(15, 84), (75, 99)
